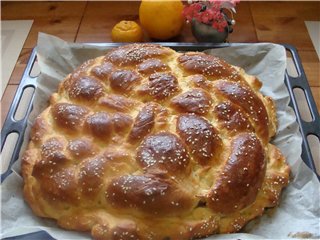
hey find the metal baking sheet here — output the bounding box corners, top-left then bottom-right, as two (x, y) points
(1, 43), (319, 240)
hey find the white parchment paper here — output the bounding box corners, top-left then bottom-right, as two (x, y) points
(1, 33), (319, 239)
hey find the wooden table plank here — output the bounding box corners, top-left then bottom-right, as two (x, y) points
(76, 1), (140, 43)
(250, 1), (320, 21)
(1, 1), (86, 18)
(23, 17), (84, 48)
(250, 1), (320, 52)
(229, 2), (258, 42)
(8, 49), (32, 85)
(1, 1), (87, 48)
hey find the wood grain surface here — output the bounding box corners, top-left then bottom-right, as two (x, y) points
(1, 1), (319, 129)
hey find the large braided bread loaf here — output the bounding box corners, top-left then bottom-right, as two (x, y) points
(22, 44), (290, 239)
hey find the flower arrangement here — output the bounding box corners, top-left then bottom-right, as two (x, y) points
(182, 0), (239, 32)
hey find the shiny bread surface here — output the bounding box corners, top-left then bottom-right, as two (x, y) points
(22, 44), (290, 240)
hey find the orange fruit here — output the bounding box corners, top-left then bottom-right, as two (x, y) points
(139, 0), (184, 40)
(111, 21), (143, 42)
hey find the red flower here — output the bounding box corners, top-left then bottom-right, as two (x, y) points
(182, 0), (238, 32)
(199, 10), (212, 24)
(182, 3), (202, 21)
(212, 19), (227, 32)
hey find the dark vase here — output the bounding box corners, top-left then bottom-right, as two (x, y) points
(191, 18), (232, 43)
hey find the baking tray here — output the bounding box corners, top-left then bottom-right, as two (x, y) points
(1, 43), (320, 240)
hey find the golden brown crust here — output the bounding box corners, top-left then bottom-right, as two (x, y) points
(214, 101), (254, 135)
(207, 133), (265, 214)
(22, 44), (290, 240)
(51, 103), (89, 131)
(176, 114), (221, 165)
(91, 61), (114, 80)
(109, 69), (141, 93)
(64, 75), (104, 102)
(178, 52), (242, 81)
(212, 80), (270, 144)
(139, 72), (180, 101)
(128, 103), (157, 143)
(106, 43), (172, 66)
(106, 174), (195, 216)
(171, 88), (212, 115)
(138, 58), (169, 75)
(136, 132), (190, 173)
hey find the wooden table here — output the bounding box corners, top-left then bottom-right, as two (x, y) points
(1, 1), (319, 127)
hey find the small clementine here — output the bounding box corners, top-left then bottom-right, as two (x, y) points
(111, 21), (143, 42)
